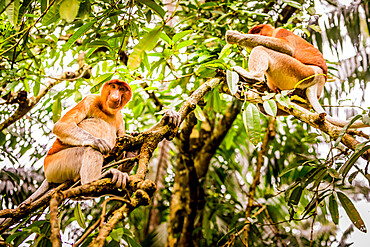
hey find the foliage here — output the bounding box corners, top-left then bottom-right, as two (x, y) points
(0, 0), (369, 246)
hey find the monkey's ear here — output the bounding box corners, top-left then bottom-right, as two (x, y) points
(248, 24), (265, 34)
(248, 24), (274, 36)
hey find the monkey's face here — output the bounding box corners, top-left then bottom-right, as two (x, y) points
(248, 24), (274, 36)
(101, 80), (132, 113)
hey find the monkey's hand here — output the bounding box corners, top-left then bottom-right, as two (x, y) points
(162, 109), (181, 128)
(233, 66), (264, 84)
(102, 168), (130, 189)
(88, 138), (112, 155)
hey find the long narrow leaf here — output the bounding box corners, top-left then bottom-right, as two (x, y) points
(334, 114), (362, 147)
(339, 145), (370, 179)
(243, 103), (261, 145)
(63, 20), (96, 52)
(128, 26), (162, 70)
(90, 73), (114, 93)
(328, 194), (339, 224)
(226, 69), (239, 95)
(337, 191), (367, 232)
(137, 0), (165, 18)
(5, 0), (20, 26)
(173, 30), (193, 43)
(74, 203), (86, 229)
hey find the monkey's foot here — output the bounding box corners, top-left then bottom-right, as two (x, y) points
(232, 66), (264, 84)
(102, 168), (130, 189)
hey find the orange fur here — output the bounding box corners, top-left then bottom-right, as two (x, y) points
(248, 24), (327, 80)
(44, 79), (132, 183)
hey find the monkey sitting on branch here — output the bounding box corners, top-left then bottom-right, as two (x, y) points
(1, 79), (181, 216)
(226, 24), (369, 128)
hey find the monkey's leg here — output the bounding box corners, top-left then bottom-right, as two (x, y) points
(44, 147), (84, 183)
(80, 147), (129, 189)
(250, 46), (317, 91)
(80, 147), (104, 184)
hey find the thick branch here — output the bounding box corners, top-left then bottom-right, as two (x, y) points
(221, 81), (370, 161)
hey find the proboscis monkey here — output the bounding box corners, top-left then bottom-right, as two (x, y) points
(0, 79), (181, 226)
(226, 24), (368, 128)
(21, 79), (133, 206)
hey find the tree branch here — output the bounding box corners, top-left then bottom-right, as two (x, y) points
(0, 61), (91, 131)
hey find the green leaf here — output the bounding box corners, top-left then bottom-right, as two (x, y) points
(289, 185), (303, 206)
(0, 132), (6, 146)
(262, 100), (277, 117)
(74, 90), (82, 102)
(59, 0), (80, 22)
(160, 31), (172, 45)
(175, 40), (194, 50)
(74, 203), (86, 229)
(279, 163), (303, 177)
(243, 103), (261, 145)
(334, 114), (363, 147)
(339, 145), (370, 179)
(329, 194), (339, 224)
(282, 0), (302, 9)
(63, 20), (96, 52)
(110, 228), (124, 242)
(226, 69), (239, 95)
(87, 40), (111, 48)
(194, 105), (206, 121)
(219, 43), (232, 60)
(348, 171), (359, 184)
(42, 3), (60, 26)
(213, 87), (222, 113)
(22, 79), (30, 92)
(137, 0), (166, 19)
(52, 97), (62, 123)
(337, 191), (367, 233)
(128, 26), (162, 70)
(124, 234), (142, 247)
(275, 93), (290, 108)
(327, 168), (339, 178)
(172, 30), (193, 43)
(303, 191), (328, 217)
(5, 0), (20, 26)
(77, 0), (91, 20)
(90, 73), (114, 93)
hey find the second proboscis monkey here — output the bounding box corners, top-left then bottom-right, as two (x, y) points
(226, 24), (368, 128)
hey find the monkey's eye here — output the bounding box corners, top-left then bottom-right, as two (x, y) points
(119, 87), (127, 92)
(111, 84), (116, 89)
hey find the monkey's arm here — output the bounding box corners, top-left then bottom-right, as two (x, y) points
(225, 30), (294, 56)
(116, 115), (126, 137)
(53, 96), (111, 153)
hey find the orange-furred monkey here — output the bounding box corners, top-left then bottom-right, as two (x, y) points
(43, 79), (132, 188)
(34, 80), (133, 204)
(0, 79), (131, 225)
(226, 24), (368, 128)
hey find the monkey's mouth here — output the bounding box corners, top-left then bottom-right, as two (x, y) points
(107, 102), (121, 109)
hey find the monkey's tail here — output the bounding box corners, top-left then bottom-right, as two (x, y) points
(0, 180), (50, 227)
(306, 85), (369, 128)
